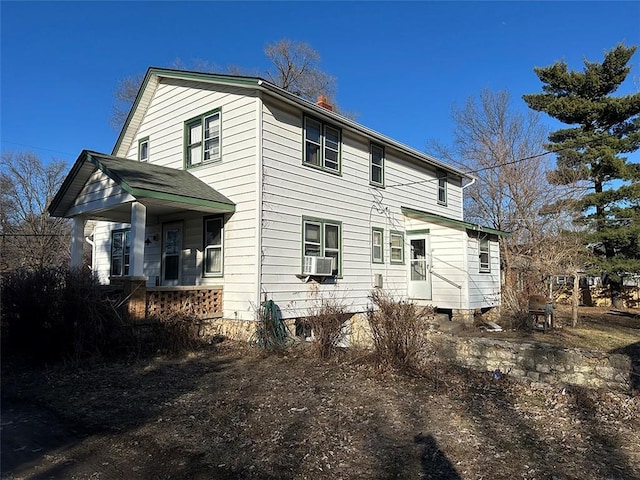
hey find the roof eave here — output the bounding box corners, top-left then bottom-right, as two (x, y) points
(401, 206), (510, 237)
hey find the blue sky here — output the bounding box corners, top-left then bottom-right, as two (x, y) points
(2, 1), (639, 168)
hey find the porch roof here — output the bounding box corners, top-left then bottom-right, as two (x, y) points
(401, 206), (510, 237)
(48, 150), (235, 219)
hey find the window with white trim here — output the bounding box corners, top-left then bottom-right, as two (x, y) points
(390, 231), (404, 264)
(303, 116), (341, 173)
(303, 218), (342, 276)
(372, 228), (384, 263)
(479, 237), (490, 273)
(138, 137), (149, 162)
(204, 216), (223, 276)
(186, 110), (221, 167)
(370, 143), (384, 186)
(437, 170), (447, 205)
(111, 229), (130, 277)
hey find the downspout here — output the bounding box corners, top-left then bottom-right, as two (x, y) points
(460, 177), (475, 312)
(255, 87), (264, 312)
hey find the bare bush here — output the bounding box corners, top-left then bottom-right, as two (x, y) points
(143, 302), (207, 355)
(367, 290), (435, 373)
(1, 267), (125, 364)
(306, 297), (350, 359)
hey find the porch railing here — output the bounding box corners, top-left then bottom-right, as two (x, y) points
(146, 285), (223, 319)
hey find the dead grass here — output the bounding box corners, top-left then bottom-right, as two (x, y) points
(2, 339), (639, 480)
(474, 305), (640, 353)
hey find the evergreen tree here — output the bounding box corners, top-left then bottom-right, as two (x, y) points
(523, 44), (640, 304)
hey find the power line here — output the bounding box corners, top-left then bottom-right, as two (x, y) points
(386, 137), (607, 189)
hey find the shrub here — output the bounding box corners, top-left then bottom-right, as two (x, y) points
(1, 267), (126, 364)
(1, 267), (209, 365)
(143, 302), (208, 355)
(367, 290), (435, 373)
(500, 287), (532, 331)
(306, 297), (350, 359)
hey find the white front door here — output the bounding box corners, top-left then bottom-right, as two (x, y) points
(162, 222), (182, 286)
(407, 235), (431, 300)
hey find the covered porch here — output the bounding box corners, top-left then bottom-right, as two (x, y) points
(48, 150), (235, 320)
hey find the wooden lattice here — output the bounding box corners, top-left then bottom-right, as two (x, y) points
(146, 288), (222, 319)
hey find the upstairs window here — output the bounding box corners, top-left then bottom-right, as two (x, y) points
(372, 227), (384, 263)
(111, 229), (130, 277)
(479, 237), (490, 273)
(303, 116), (341, 174)
(203, 216), (223, 276)
(186, 110), (221, 168)
(437, 170), (447, 205)
(370, 143), (384, 186)
(138, 137), (149, 162)
(302, 217), (342, 276)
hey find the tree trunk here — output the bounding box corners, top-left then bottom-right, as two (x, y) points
(571, 272), (580, 328)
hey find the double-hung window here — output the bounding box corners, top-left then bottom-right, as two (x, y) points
(370, 143), (384, 186)
(303, 116), (341, 174)
(303, 217), (342, 276)
(437, 170), (447, 205)
(111, 229), (130, 277)
(204, 216), (223, 276)
(479, 237), (490, 273)
(372, 228), (384, 263)
(186, 110), (221, 168)
(138, 137), (149, 162)
(390, 231), (404, 264)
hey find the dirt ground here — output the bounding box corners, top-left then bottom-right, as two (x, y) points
(2, 311), (640, 480)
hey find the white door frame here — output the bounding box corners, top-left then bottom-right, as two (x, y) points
(407, 231), (432, 300)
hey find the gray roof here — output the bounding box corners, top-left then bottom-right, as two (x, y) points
(49, 150), (235, 217)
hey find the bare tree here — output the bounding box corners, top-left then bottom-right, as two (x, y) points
(429, 89), (578, 307)
(111, 39), (341, 129)
(0, 152), (70, 272)
(110, 73), (146, 129)
(264, 39), (336, 102)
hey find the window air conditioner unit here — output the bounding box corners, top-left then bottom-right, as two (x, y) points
(303, 256), (334, 276)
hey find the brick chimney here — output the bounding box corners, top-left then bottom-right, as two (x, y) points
(316, 95), (333, 111)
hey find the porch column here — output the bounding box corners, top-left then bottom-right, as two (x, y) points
(70, 216), (86, 269)
(129, 201), (146, 278)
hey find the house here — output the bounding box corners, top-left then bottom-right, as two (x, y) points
(49, 68), (507, 338)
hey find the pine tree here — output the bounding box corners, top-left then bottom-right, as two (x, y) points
(523, 44), (640, 305)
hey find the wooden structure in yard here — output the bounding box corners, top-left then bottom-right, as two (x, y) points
(528, 295), (554, 332)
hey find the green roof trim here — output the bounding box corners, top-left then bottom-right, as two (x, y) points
(111, 66), (472, 180)
(112, 67), (263, 156)
(401, 206), (509, 237)
(48, 150), (235, 218)
(87, 151), (235, 210)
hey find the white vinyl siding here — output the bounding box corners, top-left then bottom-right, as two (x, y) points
(259, 97), (472, 318)
(467, 232), (501, 309)
(69, 170), (135, 218)
(116, 79), (259, 320)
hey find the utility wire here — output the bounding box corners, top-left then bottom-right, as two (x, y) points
(386, 136), (610, 190)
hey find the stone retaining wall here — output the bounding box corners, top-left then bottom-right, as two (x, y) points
(428, 333), (633, 390)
